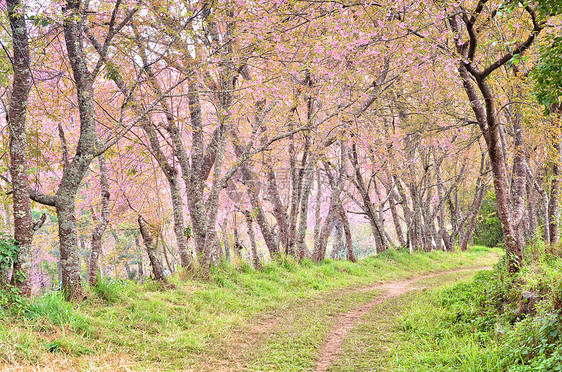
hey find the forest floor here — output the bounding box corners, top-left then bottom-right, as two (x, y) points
(230, 266), (490, 372)
(0, 248), (499, 371)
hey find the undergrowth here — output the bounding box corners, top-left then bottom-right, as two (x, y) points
(389, 241), (562, 371)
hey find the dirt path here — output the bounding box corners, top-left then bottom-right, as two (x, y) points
(314, 267), (489, 372)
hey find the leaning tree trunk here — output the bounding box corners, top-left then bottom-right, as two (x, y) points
(313, 205), (336, 262)
(138, 216), (165, 282)
(266, 169), (290, 254)
(388, 188), (406, 247)
(350, 143), (387, 253)
(231, 127), (280, 258)
(479, 77), (524, 271)
(460, 172), (487, 251)
(93, 35), (194, 270)
(313, 168), (323, 246)
(314, 183), (341, 262)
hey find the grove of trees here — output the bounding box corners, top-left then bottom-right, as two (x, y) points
(0, 0), (561, 300)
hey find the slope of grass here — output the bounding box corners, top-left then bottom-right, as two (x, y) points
(334, 243), (562, 372)
(0, 247), (499, 370)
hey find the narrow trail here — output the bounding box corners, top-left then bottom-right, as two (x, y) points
(314, 266), (490, 372)
(220, 265), (492, 372)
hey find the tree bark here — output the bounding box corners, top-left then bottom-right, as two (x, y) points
(549, 142), (561, 245)
(6, 0), (35, 296)
(449, 6), (542, 271)
(138, 216), (165, 282)
(313, 204), (336, 262)
(460, 157), (488, 251)
(297, 162), (315, 260)
(243, 210), (260, 269)
(336, 204), (356, 262)
(330, 221), (344, 259)
(31, 0), (104, 300)
(388, 188), (406, 247)
(88, 155), (110, 287)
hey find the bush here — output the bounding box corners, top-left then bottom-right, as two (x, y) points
(412, 254), (562, 370)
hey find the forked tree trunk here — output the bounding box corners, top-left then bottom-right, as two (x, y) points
(450, 9), (542, 272)
(336, 204), (356, 262)
(313, 205), (336, 262)
(31, 0), (103, 300)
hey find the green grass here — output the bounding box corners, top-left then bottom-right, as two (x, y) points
(0, 247), (500, 370)
(330, 245), (562, 372)
(330, 269), (485, 372)
(245, 285), (385, 371)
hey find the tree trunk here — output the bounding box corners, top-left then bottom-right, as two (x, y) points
(449, 11), (541, 272)
(388, 189), (406, 247)
(32, 0), (103, 300)
(88, 155), (110, 287)
(243, 210), (260, 269)
(231, 128), (279, 258)
(349, 143), (387, 253)
(297, 163), (315, 260)
(549, 141), (561, 245)
(266, 170), (290, 253)
(336, 204), (356, 262)
(135, 237), (144, 284)
(330, 221), (344, 259)
(313, 205), (336, 262)
(138, 216), (165, 282)
(460, 179), (487, 251)
(313, 168), (323, 246)
(169, 175), (191, 268)
(56, 199), (83, 299)
(160, 235), (175, 274)
(7, 0), (35, 296)
(456, 60), (523, 269)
